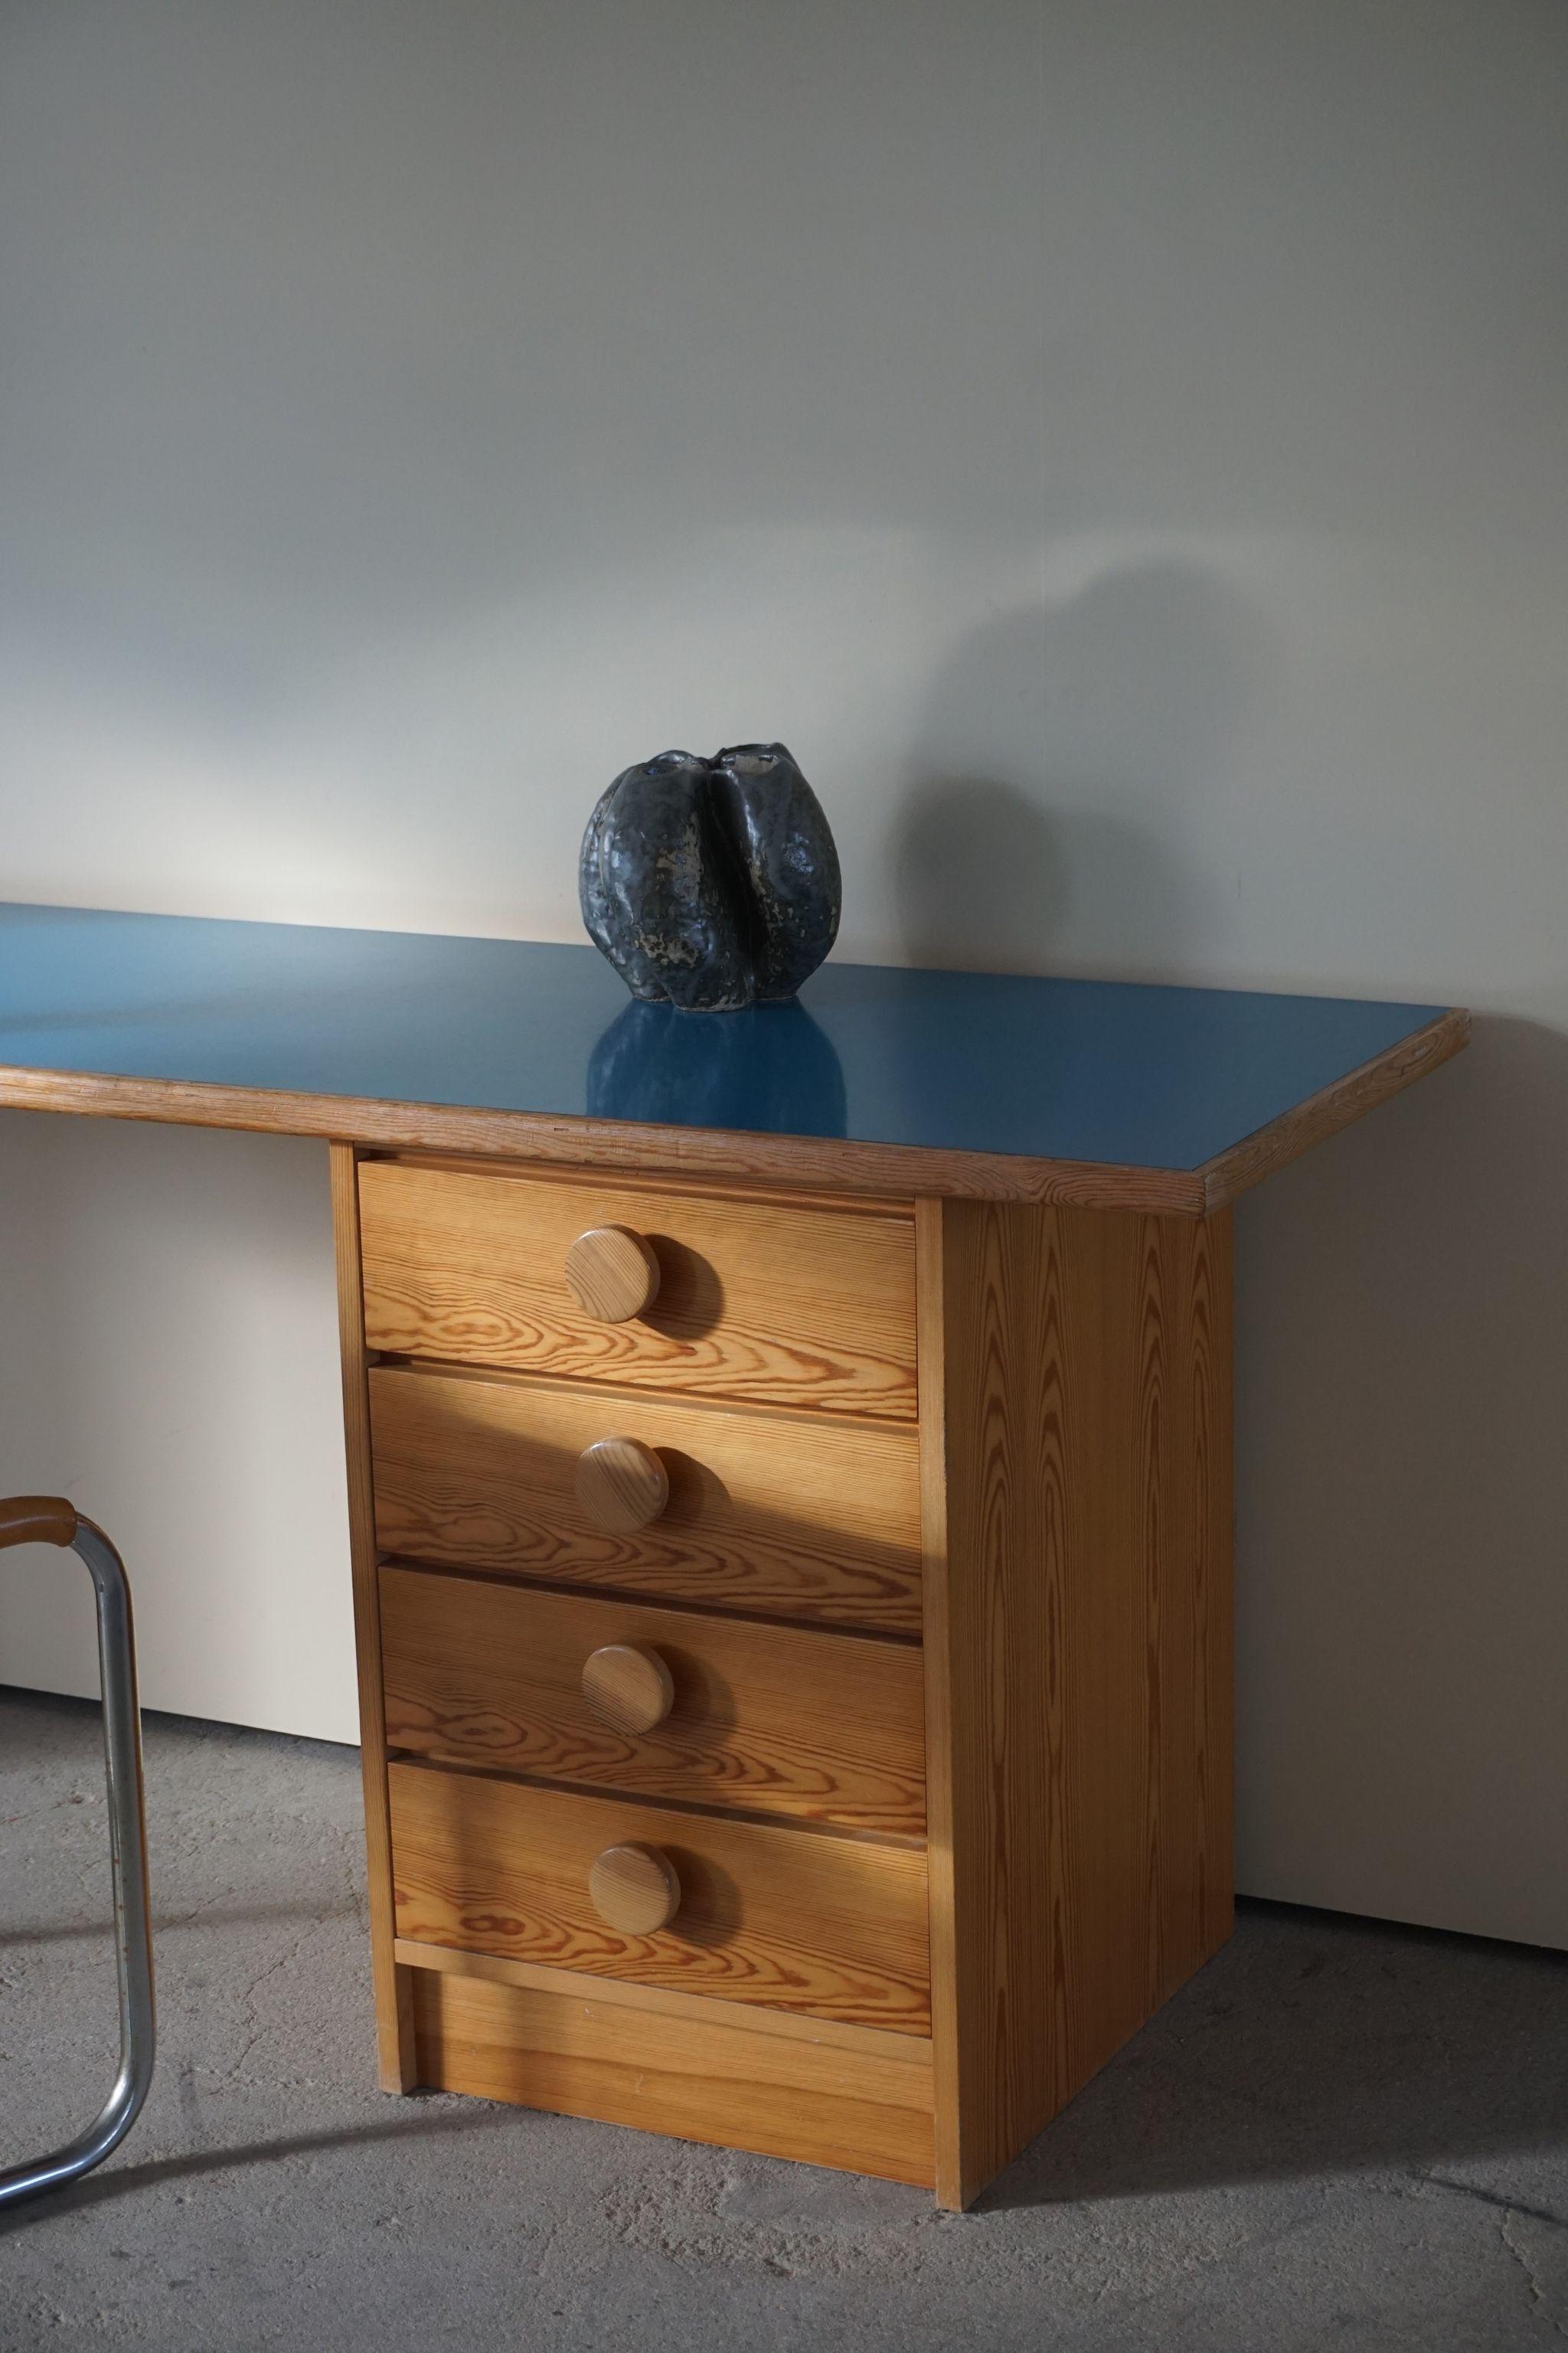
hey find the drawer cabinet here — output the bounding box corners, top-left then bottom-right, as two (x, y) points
(338, 1147), (1235, 2205)
(387, 1763), (931, 2035)
(368, 1364), (923, 1632)
(358, 1159), (918, 1420)
(380, 1567), (925, 1832)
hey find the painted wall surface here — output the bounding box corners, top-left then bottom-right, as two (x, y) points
(2, 4), (1564, 1939)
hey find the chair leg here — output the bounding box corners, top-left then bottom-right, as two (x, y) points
(0, 1512), (156, 2209)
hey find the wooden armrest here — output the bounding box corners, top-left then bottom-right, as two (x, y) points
(0, 1496), (79, 1550)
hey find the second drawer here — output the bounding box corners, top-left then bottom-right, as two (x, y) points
(368, 1364), (923, 1633)
(380, 1567), (926, 1834)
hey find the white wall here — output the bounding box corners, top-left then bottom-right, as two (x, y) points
(0, 1117), (356, 1740)
(2, 2), (1564, 1943)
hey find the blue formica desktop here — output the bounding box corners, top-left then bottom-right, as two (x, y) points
(0, 901), (1465, 1211)
(0, 900), (1469, 2206)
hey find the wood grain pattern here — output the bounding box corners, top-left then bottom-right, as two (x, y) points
(329, 1142), (416, 2091)
(387, 1762), (931, 2033)
(0, 1063), (1210, 1209)
(407, 1965), (936, 2186)
(580, 1640), (675, 1735)
(379, 1566), (926, 1832)
(394, 1939), (930, 2061)
(588, 1841), (682, 1934)
(573, 1435), (669, 1534)
(919, 1196), (1233, 2208)
(358, 1160), (920, 1418)
(1199, 1005), (1469, 1209)
(389, 1155), (917, 1217)
(368, 1364), (923, 1632)
(564, 1223), (662, 1323)
(914, 1201), (963, 2194)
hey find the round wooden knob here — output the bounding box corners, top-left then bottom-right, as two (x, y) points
(575, 1436), (670, 1534)
(588, 1841), (681, 1935)
(582, 1642), (675, 1735)
(564, 1225), (660, 1323)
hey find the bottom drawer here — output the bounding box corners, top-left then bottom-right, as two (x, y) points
(387, 1763), (930, 2036)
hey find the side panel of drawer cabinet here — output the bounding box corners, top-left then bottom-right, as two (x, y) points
(387, 1763), (931, 2035)
(358, 1161), (918, 1419)
(381, 1566), (926, 1832)
(368, 1364), (923, 1632)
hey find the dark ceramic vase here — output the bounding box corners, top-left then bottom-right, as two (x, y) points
(579, 743), (840, 1011)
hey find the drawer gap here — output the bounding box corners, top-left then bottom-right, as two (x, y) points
(376, 1551), (924, 1650)
(367, 1149), (917, 1224)
(384, 1750), (929, 1855)
(367, 1349), (923, 1437)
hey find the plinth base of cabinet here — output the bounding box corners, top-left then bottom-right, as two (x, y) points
(394, 1923), (1234, 2205)
(399, 1949), (937, 2190)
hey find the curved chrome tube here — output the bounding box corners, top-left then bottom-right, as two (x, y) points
(0, 1515), (155, 2209)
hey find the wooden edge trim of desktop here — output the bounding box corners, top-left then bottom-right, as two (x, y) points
(0, 1063), (1203, 1210)
(1197, 1004), (1471, 1212)
(0, 1000), (1468, 1215)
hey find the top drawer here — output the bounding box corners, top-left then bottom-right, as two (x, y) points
(358, 1162), (917, 1420)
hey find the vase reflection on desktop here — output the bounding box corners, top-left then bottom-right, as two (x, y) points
(586, 997), (848, 1139)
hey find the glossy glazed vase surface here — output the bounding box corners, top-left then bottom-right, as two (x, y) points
(579, 742), (841, 1011)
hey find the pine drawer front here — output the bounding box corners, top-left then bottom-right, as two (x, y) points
(387, 1764), (931, 2035)
(380, 1567), (926, 1834)
(368, 1364), (923, 1633)
(358, 1160), (918, 1420)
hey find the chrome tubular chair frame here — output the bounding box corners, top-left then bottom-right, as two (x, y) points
(0, 1501), (156, 2209)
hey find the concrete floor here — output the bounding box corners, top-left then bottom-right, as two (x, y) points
(2, 1691), (1566, 2352)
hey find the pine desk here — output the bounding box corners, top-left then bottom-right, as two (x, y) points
(0, 902), (1468, 2207)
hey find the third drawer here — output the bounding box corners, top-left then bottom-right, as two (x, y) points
(380, 1564), (926, 1834)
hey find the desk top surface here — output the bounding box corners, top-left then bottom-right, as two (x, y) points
(0, 902), (1466, 1212)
